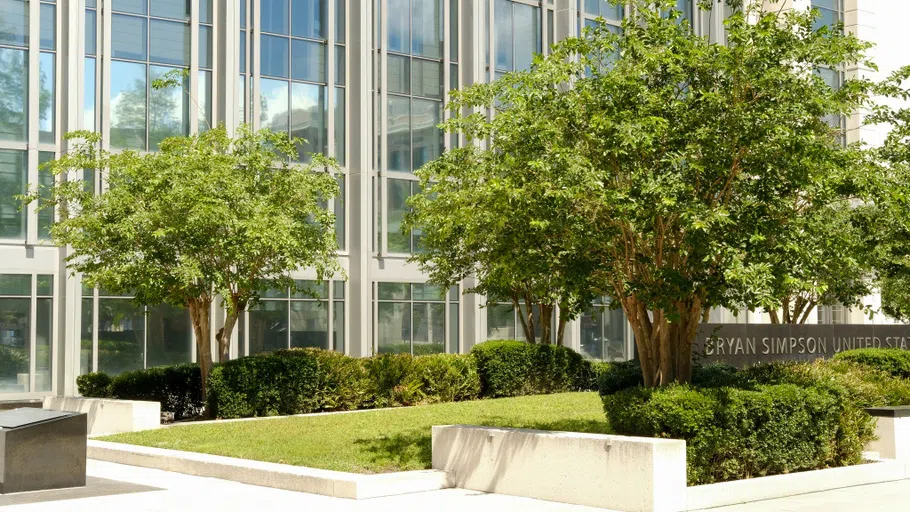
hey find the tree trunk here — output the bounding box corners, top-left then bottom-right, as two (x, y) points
(512, 296), (535, 343)
(555, 309), (568, 346)
(215, 307), (239, 363)
(620, 296), (701, 387)
(187, 296), (213, 409)
(540, 304), (553, 344)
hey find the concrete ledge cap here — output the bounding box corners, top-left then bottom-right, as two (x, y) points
(866, 406), (910, 418)
(437, 424), (684, 445)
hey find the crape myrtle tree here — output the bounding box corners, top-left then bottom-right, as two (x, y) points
(26, 125), (341, 396)
(409, 0), (873, 385)
(862, 66), (910, 322)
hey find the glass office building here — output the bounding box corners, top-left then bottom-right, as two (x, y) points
(0, 0), (874, 400)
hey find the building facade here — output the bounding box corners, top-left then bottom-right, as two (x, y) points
(0, 0), (903, 401)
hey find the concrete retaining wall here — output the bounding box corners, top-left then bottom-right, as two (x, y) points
(88, 440), (452, 499)
(43, 397), (160, 436)
(431, 425), (687, 512)
(868, 415), (910, 461)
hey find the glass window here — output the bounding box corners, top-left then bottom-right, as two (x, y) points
(0, 0), (29, 47)
(199, 25), (212, 69)
(35, 296), (52, 392)
(387, 178), (411, 252)
(0, 150), (26, 240)
(334, 88), (345, 166)
(335, 0), (345, 42)
(291, 39), (326, 82)
(0, 48), (28, 142)
(580, 298), (627, 361)
(486, 303), (515, 340)
(112, 0), (146, 15)
(335, 46), (345, 85)
(291, 0), (326, 39)
(387, 0), (409, 53)
(85, 9), (97, 55)
(411, 98), (442, 170)
(291, 82), (327, 159)
(261, 34), (289, 77)
(38, 52), (55, 144)
(97, 298), (145, 375)
(260, 78), (290, 132)
(513, 3), (539, 71)
(110, 60), (147, 150)
(80, 297), (93, 376)
(148, 65), (189, 149)
(411, 0), (442, 58)
(38, 151), (54, 239)
(290, 301), (328, 348)
(0, 274), (29, 295)
(149, 19), (190, 66)
(812, 0), (839, 31)
(40, 2), (55, 50)
(261, 0), (289, 34)
(198, 0), (212, 23)
(111, 14), (148, 61)
(585, 0), (623, 20)
(84, 57), (96, 131)
(411, 59), (442, 99)
(150, 0), (189, 20)
(146, 303), (191, 367)
(249, 300), (289, 354)
(376, 282), (456, 355)
(494, 0), (512, 71)
(0, 297), (30, 393)
(388, 55), (410, 95)
(198, 70), (212, 130)
(239, 31), (246, 72)
(387, 96), (411, 172)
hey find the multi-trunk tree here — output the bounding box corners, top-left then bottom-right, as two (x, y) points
(409, 0), (874, 384)
(27, 126), (341, 396)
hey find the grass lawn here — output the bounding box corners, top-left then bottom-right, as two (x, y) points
(100, 392), (608, 474)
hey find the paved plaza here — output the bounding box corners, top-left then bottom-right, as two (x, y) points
(1, 460), (909, 511)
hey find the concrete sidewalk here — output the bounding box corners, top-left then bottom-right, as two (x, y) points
(1, 460), (909, 511)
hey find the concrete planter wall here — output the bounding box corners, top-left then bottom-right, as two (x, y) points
(42, 397), (160, 437)
(432, 425), (687, 512)
(866, 407), (910, 461)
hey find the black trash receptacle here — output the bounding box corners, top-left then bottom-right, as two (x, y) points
(0, 408), (87, 494)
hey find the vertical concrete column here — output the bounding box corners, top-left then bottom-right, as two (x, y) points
(348, 0), (374, 357)
(554, 0), (578, 43)
(843, 0), (879, 146)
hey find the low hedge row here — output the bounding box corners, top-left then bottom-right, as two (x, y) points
(76, 364), (203, 420)
(834, 348), (910, 380)
(604, 383), (873, 485)
(471, 340), (597, 397)
(81, 341), (591, 419)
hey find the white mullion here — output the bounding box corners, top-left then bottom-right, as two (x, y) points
(190, 0), (200, 134)
(29, 275), (37, 392)
(252, 0), (261, 129)
(379, 0), (388, 255)
(26, 0), (39, 246)
(443, 0), (450, 151)
(210, 0), (220, 128)
(327, 0), (336, 165)
(91, 290), (99, 372)
(101, 0), (112, 158)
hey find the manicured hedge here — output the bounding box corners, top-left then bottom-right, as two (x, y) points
(597, 360), (749, 395)
(471, 340), (596, 398)
(207, 349), (482, 418)
(834, 348), (910, 380)
(77, 364), (203, 420)
(603, 383), (874, 485)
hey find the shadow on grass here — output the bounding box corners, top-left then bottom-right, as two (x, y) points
(353, 416), (611, 472)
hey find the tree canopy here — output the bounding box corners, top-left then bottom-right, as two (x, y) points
(408, 0), (874, 384)
(29, 126), (341, 394)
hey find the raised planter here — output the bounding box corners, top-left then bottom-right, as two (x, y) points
(432, 425), (687, 512)
(866, 406), (910, 461)
(42, 397), (160, 437)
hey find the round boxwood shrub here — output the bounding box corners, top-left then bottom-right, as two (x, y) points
(76, 372), (113, 398)
(108, 363), (203, 420)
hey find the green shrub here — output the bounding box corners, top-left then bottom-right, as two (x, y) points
(597, 360), (643, 394)
(603, 383), (874, 485)
(834, 348), (910, 380)
(745, 359), (910, 408)
(306, 348), (372, 411)
(108, 364), (203, 420)
(207, 350), (322, 419)
(414, 354), (481, 403)
(362, 353), (423, 408)
(471, 340), (594, 398)
(598, 360), (749, 395)
(76, 372), (113, 398)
